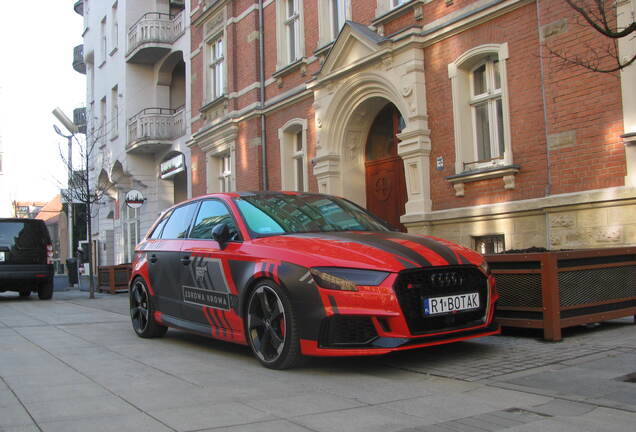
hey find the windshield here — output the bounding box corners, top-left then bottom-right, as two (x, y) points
(234, 194), (392, 237)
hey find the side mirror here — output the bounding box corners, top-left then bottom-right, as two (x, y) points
(211, 223), (230, 250)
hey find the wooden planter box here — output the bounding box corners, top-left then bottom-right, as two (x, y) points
(486, 247), (636, 341)
(97, 264), (132, 294)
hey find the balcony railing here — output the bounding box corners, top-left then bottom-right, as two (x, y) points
(126, 11), (185, 64)
(127, 107), (186, 153)
(73, 44), (86, 74)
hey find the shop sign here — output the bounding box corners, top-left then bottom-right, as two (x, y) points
(125, 190), (145, 209)
(160, 154), (185, 179)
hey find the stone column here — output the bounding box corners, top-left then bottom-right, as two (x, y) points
(312, 154), (341, 195)
(397, 129), (432, 219)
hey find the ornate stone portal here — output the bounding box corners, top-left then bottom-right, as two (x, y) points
(310, 22), (432, 223)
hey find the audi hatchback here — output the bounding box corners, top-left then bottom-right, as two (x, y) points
(130, 192), (499, 369)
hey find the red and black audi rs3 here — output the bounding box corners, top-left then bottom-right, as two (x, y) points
(130, 192), (499, 369)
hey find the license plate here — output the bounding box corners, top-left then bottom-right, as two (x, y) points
(423, 292), (480, 316)
(0, 252), (4, 262)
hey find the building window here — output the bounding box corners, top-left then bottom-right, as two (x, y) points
(278, 119), (308, 192)
(219, 153), (231, 192)
(448, 43), (512, 174)
(110, 86), (118, 139)
(470, 59), (504, 166)
(208, 36), (225, 100)
(100, 17), (107, 64)
(330, 0), (347, 39)
(473, 234), (505, 254)
(276, 0), (304, 68)
(122, 204), (140, 264)
(99, 97), (106, 146)
(111, 3), (118, 51)
(392, 0), (408, 7)
(0, 153), (3, 174)
(285, 0), (301, 63)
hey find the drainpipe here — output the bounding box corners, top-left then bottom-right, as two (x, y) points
(258, 0), (268, 190)
(536, 0), (552, 249)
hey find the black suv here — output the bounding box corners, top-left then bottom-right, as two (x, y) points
(0, 218), (54, 299)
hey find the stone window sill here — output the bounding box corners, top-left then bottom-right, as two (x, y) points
(272, 58), (306, 80)
(445, 164), (520, 196)
(200, 94), (228, 113)
(621, 132), (636, 145)
(372, 0), (425, 28)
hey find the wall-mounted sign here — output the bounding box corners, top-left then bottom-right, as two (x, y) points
(160, 154), (185, 179)
(125, 190), (145, 209)
(436, 156), (444, 171)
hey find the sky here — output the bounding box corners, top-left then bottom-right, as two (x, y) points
(0, 1), (85, 209)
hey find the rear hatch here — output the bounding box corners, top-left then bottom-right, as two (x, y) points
(0, 219), (50, 265)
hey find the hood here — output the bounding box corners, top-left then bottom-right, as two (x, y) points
(252, 231), (483, 272)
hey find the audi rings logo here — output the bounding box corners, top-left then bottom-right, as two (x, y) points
(429, 271), (464, 289)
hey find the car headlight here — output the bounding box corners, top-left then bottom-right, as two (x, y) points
(479, 259), (490, 275)
(310, 267), (390, 291)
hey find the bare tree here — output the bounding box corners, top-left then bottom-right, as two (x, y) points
(58, 122), (113, 299)
(546, 0), (636, 73)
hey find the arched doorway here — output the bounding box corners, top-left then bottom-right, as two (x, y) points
(364, 103), (407, 231)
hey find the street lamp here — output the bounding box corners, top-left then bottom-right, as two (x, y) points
(52, 114), (75, 265)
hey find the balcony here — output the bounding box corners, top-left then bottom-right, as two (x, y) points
(126, 11), (185, 64)
(73, 107), (87, 135)
(73, 44), (86, 74)
(127, 107), (186, 154)
(73, 0), (83, 16)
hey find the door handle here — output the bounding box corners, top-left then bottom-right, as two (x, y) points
(180, 256), (191, 265)
(149, 254), (158, 263)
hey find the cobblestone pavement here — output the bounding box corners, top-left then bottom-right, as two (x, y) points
(1, 290), (635, 432)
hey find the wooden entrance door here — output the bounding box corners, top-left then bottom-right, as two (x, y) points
(365, 104), (407, 231)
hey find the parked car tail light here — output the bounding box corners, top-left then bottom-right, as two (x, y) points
(46, 244), (53, 265)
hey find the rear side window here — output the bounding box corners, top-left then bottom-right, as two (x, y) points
(0, 221), (49, 248)
(190, 200), (240, 241)
(149, 211), (172, 240)
(160, 203), (197, 239)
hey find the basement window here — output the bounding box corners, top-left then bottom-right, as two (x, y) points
(473, 234), (505, 254)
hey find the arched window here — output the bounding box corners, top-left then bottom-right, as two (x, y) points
(448, 44), (512, 174)
(278, 119), (308, 191)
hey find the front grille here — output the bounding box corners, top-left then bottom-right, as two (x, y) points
(394, 266), (488, 335)
(319, 316), (378, 347)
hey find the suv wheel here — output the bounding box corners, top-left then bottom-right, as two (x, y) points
(38, 282), (53, 300)
(19, 288), (31, 298)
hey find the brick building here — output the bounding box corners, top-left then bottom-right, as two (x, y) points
(190, 0), (635, 251)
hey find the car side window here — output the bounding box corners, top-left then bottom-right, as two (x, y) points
(149, 211), (172, 240)
(160, 203), (197, 239)
(190, 200), (241, 241)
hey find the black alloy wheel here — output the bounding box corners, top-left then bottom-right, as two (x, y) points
(246, 281), (303, 369)
(130, 278), (167, 338)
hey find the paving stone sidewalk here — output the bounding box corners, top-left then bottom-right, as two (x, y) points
(0, 290), (635, 432)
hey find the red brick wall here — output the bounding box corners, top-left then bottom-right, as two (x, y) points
(426, 3), (549, 210)
(538, 0), (625, 194)
(188, 0), (626, 209)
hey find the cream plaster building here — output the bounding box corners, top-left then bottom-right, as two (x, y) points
(73, 0), (191, 265)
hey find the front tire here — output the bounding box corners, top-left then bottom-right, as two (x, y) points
(246, 280), (303, 369)
(130, 278), (167, 338)
(19, 288), (31, 298)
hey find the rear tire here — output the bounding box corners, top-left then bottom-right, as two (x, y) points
(38, 282), (53, 300)
(130, 278), (167, 338)
(245, 280), (304, 370)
